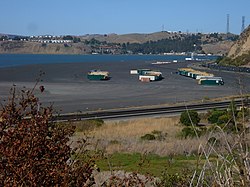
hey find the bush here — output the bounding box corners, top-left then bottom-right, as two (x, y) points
(207, 109), (227, 124)
(0, 86), (96, 186)
(180, 110), (200, 126)
(180, 126), (206, 138)
(217, 114), (230, 125)
(140, 133), (156, 141)
(152, 130), (167, 141)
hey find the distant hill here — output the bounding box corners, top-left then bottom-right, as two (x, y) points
(80, 32), (180, 44)
(0, 31), (238, 55)
(0, 41), (92, 54)
(81, 32), (237, 55)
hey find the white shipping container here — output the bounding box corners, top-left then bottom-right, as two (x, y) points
(130, 70), (138, 74)
(196, 75), (214, 80)
(139, 75), (156, 81)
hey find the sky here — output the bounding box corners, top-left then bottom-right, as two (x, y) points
(1, 0), (250, 36)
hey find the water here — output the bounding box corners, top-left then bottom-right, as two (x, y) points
(0, 54), (218, 68)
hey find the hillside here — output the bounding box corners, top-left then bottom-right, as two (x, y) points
(0, 41), (92, 54)
(0, 32), (238, 55)
(201, 41), (234, 55)
(217, 25), (250, 67)
(80, 32), (178, 44)
(228, 25), (250, 58)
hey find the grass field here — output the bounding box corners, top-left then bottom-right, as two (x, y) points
(95, 152), (201, 177)
(73, 117), (208, 156)
(69, 111), (250, 186)
(70, 116), (209, 177)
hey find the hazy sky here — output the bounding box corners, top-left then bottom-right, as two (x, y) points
(1, 0), (250, 36)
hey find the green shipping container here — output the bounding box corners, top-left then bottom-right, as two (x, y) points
(87, 74), (109, 80)
(199, 79), (224, 85)
(138, 69), (151, 75)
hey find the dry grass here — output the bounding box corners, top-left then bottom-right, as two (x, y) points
(73, 117), (208, 156)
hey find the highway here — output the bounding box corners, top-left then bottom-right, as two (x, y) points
(52, 99), (249, 121)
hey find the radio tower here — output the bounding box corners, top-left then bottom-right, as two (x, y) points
(241, 16), (245, 33)
(227, 14), (230, 34)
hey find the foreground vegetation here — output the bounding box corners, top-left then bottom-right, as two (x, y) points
(1, 84), (249, 186)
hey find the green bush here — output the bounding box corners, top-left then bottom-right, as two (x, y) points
(180, 110), (200, 126)
(180, 126), (207, 139)
(140, 133), (156, 141)
(207, 109), (227, 124)
(152, 130), (167, 141)
(217, 114), (230, 125)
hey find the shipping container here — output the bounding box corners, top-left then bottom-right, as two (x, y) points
(87, 70), (110, 80)
(137, 69), (152, 75)
(198, 77), (224, 85)
(130, 70), (138, 74)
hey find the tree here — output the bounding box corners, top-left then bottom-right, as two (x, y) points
(180, 110), (200, 126)
(0, 86), (95, 186)
(62, 35), (73, 40)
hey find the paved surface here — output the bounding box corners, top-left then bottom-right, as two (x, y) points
(0, 60), (250, 113)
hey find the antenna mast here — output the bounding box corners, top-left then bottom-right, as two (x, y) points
(241, 16), (245, 33)
(227, 14), (230, 34)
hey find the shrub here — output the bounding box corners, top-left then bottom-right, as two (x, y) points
(180, 126), (206, 138)
(0, 86), (96, 186)
(207, 109), (227, 124)
(152, 130), (167, 141)
(157, 168), (192, 186)
(217, 114), (230, 125)
(140, 133), (156, 141)
(180, 110), (200, 126)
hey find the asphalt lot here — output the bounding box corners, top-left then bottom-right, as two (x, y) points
(0, 60), (250, 113)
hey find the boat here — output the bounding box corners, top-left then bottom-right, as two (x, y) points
(87, 70), (110, 80)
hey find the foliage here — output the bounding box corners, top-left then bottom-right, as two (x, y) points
(125, 34), (203, 54)
(140, 133), (156, 141)
(157, 168), (192, 187)
(62, 35), (73, 40)
(140, 130), (167, 141)
(217, 114), (230, 125)
(180, 110), (200, 126)
(96, 152), (199, 178)
(207, 109), (227, 124)
(152, 130), (167, 141)
(179, 126), (206, 139)
(0, 86), (96, 186)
